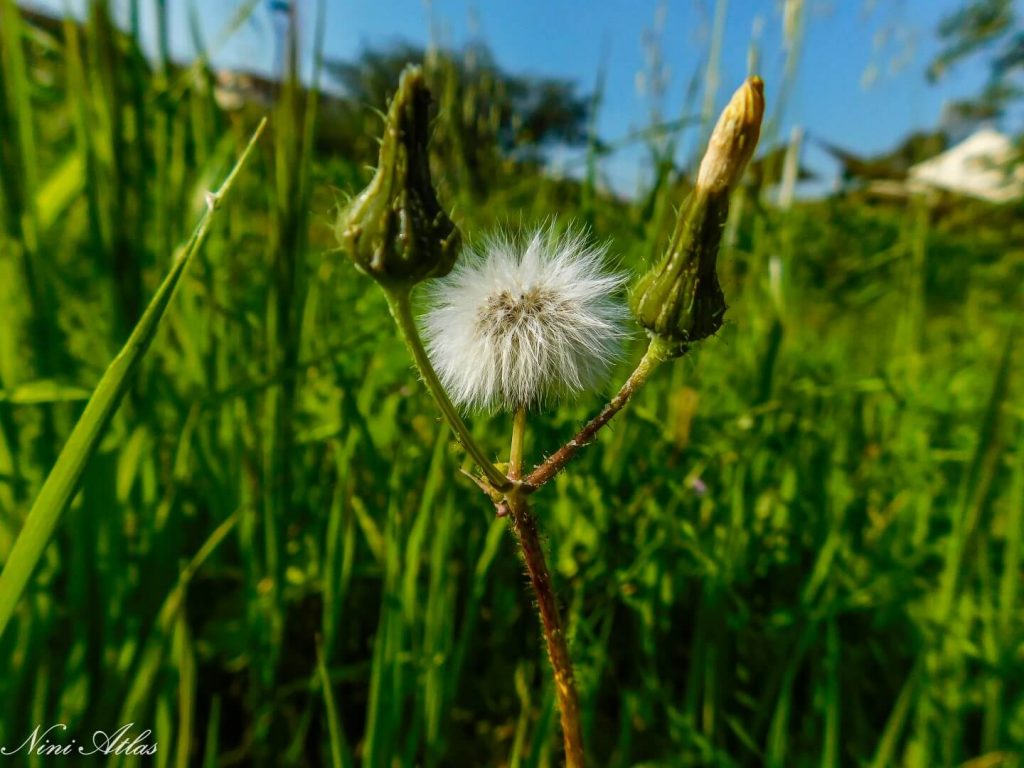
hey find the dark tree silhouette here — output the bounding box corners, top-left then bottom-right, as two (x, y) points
(928, 0), (1023, 123)
(325, 42), (588, 150)
(322, 42), (590, 195)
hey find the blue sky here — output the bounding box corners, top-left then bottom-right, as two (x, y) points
(25, 1), (1006, 193)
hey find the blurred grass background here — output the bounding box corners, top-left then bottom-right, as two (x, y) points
(1, 0), (1023, 766)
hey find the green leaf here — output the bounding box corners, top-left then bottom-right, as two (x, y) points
(0, 118), (267, 641)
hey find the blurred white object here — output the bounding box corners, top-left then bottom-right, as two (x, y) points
(909, 128), (1024, 203)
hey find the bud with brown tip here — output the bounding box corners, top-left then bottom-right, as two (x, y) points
(696, 76), (765, 194)
(336, 65), (461, 290)
(630, 77), (764, 357)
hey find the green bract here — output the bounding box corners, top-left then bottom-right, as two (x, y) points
(337, 65), (461, 289)
(630, 76), (764, 357)
(629, 191), (730, 357)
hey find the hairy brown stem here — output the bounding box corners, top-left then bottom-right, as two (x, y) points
(496, 344), (669, 765)
(524, 343), (665, 491)
(507, 492), (585, 768)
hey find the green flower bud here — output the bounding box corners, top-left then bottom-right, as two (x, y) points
(337, 65), (461, 289)
(630, 76), (764, 357)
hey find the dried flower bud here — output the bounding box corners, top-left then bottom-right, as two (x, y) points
(337, 65), (461, 289)
(696, 76), (765, 194)
(630, 77), (765, 357)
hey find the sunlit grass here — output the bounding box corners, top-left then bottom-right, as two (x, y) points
(0, 3), (1022, 767)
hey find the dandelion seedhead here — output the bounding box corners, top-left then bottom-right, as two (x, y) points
(422, 226), (627, 411)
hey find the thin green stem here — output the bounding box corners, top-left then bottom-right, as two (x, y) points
(509, 407), (527, 480)
(524, 338), (669, 491)
(385, 288), (512, 492)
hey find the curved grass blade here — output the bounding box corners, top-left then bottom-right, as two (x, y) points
(0, 118), (267, 641)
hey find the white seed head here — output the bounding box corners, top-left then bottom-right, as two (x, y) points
(421, 225), (628, 411)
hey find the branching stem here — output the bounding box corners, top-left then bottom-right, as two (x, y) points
(524, 338), (670, 491)
(387, 298), (674, 768)
(385, 288), (512, 492)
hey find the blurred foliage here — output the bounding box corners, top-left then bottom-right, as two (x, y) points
(0, 3), (1023, 768)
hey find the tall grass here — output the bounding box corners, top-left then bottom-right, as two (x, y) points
(0, 3), (1022, 767)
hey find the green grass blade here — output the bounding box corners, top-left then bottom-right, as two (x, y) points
(317, 637), (355, 768)
(0, 118), (266, 641)
(202, 696), (222, 768)
(115, 512), (239, 730)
